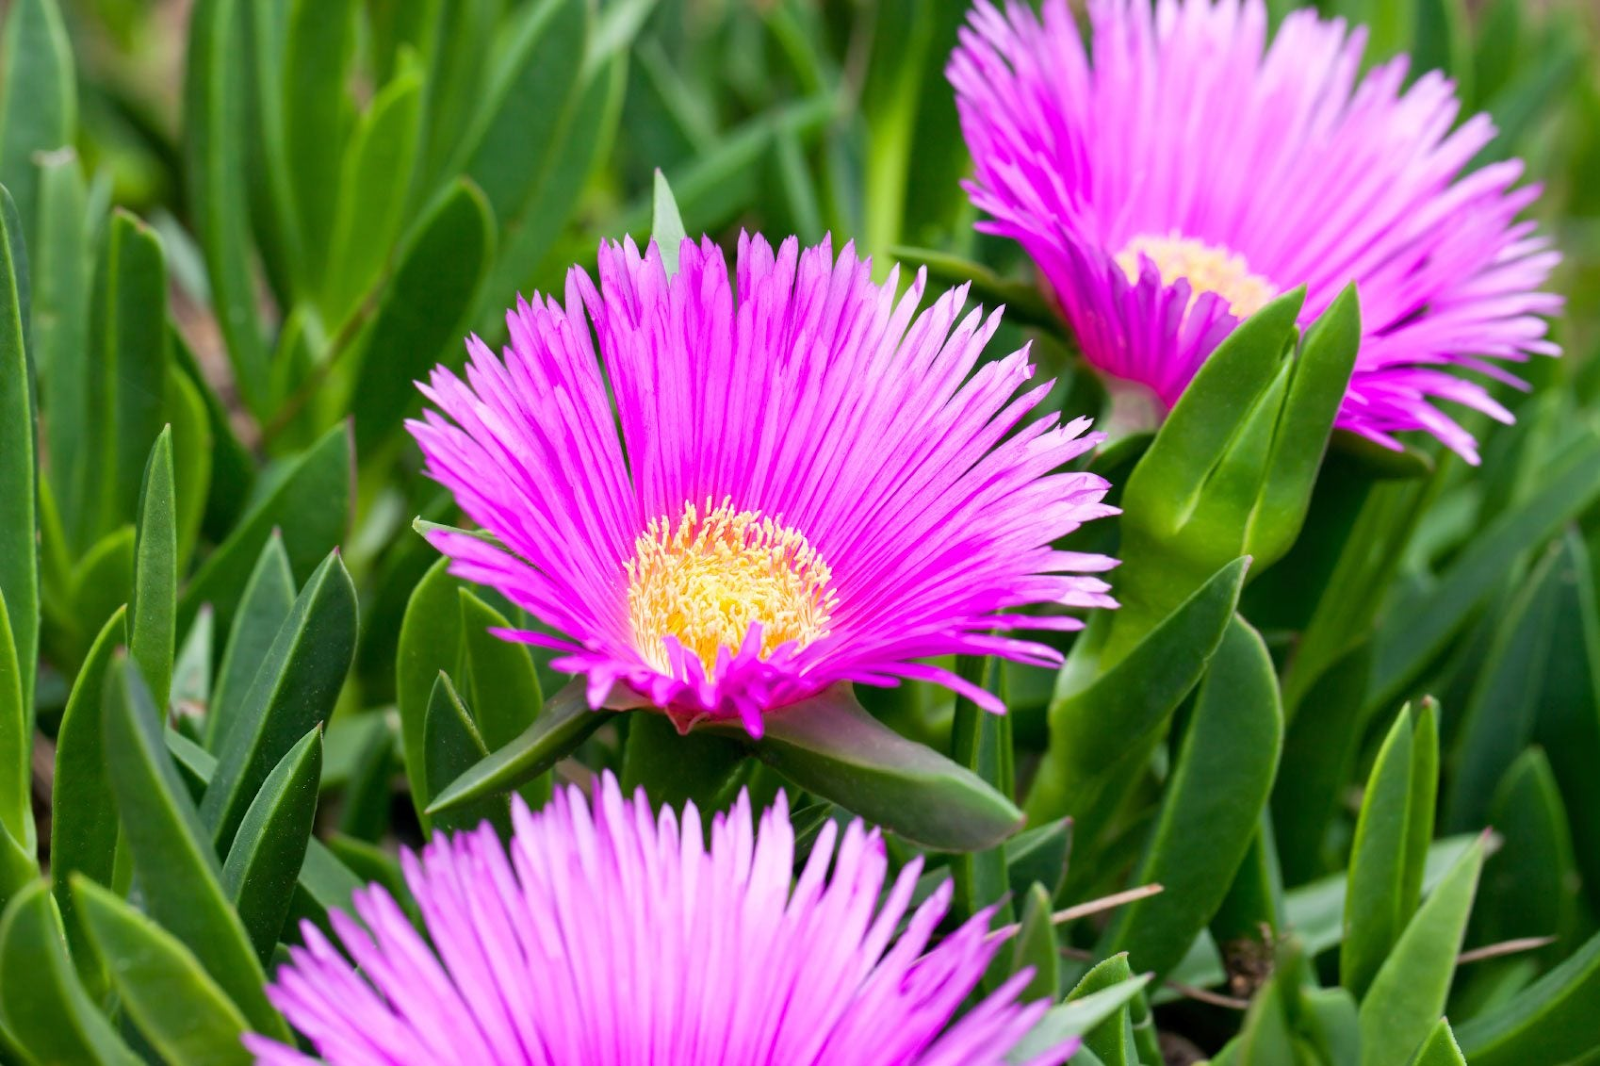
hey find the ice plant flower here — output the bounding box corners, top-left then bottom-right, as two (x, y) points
(244, 775), (1078, 1066)
(409, 234), (1117, 736)
(950, 0), (1561, 462)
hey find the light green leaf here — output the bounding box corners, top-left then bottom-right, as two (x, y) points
(1006, 974), (1151, 1065)
(652, 168), (688, 275)
(457, 589), (543, 754)
(1068, 954), (1138, 1066)
(101, 657), (289, 1040)
(130, 427), (177, 712)
(200, 550), (356, 853)
(222, 726), (322, 964)
(73, 878), (253, 1066)
(1407, 1018), (1467, 1066)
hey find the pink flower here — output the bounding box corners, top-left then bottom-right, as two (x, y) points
(950, 0), (1561, 463)
(409, 234), (1117, 736)
(245, 775), (1078, 1066)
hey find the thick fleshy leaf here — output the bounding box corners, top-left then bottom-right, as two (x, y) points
(0, 0), (75, 247)
(1358, 834), (1486, 1066)
(1009, 883), (1059, 1003)
(73, 878), (253, 1066)
(0, 180), (35, 722)
(1455, 927), (1600, 1065)
(169, 325), (256, 541)
(426, 679), (615, 816)
(1407, 1019), (1467, 1066)
(1472, 748), (1578, 952)
(424, 673), (510, 837)
(747, 684), (1022, 852)
(130, 427), (177, 712)
(0, 592), (26, 853)
(397, 556), (465, 820)
(1027, 557), (1248, 823)
(347, 178), (493, 455)
(1006, 974), (1149, 1065)
(280, 0), (357, 292)
(222, 727), (322, 964)
(652, 168), (688, 275)
(200, 550), (356, 853)
(165, 365), (213, 574)
(101, 657), (289, 1040)
(952, 654), (1013, 920)
(0, 882), (139, 1066)
(457, 588), (542, 753)
(207, 533), (296, 752)
(172, 606), (214, 715)
(620, 710), (746, 817)
(1099, 617), (1283, 979)
(1068, 954), (1138, 1066)
(36, 149), (89, 516)
(180, 421), (351, 639)
(184, 0), (269, 414)
(49, 605), (126, 980)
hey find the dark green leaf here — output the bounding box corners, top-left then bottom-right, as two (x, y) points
(0, 592), (27, 853)
(180, 421), (351, 639)
(426, 679), (615, 815)
(620, 710), (745, 817)
(130, 427), (177, 711)
(0, 0), (75, 249)
(101, 657), (289, 1040)
(222, 727), (322, 964)
(457, 589), (543, 754)
(0, 883), (140, 1066)
(747, 684), (1022, 852)
(348, 178), (493, 455)
(67, 525), (133, 666)
(0, 179), (35, 721)
(36, 150), (89, 517)
(1455, 927), (1600, 1066)
(165, 365), (213, 574)
(201, 550), (356, 853)
(49, 606), (125, 983)
(1358, 834), (1486, 1066)
(1008, 883), (1058, 1003)
(207, 533), (296, 752)
(1274, 643), (1371, 884)
(1099, 617), (1283, 979)
(424, 674), (509, 836)
(951, 653), (1013, 920)
(281, 0), (358, 292)
(1473, 748), (1577, 950)
(73, 878), (253, 1066)
(169, 326), (256, 541)
(397, 556), (464, 820)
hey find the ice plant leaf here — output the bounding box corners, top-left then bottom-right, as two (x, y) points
(0, 882), (141, 1066)
(423, 673), (510, 837)
(208, 534), (295, 752)
(36, 151), (89, 524)
(221, 726), (322, 965)
(1068, 954), (1138, 1066)
(164, 364), (213, 574)
(348, 177), (494, 456)
(49, 606), (126, 985)
(1454, 927), (1600, 1066)
(1357, 833), (1486, 1066)
(1408, 1019), (1467, 1066)
(0, 0), (75, 248)
(397, 556), (465, 820)
(100, 656), (290, 1041)
(1028, 556), (1247, 823)
(180, 421), (351, 639)
(748, 684), (1023, 852)
(1473, 748), (1578, 953)
(184, 0), (269, 414)
(130, 427), (177, 712)
(0, 591), (26, 855)
(0, 179), (35, 723)
(1006, 975), (1150, 1064)
(1009, 883), (1059, 1003)
(1099, 617), (1283, 979)
(200, 549), (356, 853)
(72, 877), (253, 1066)
(457, 588), (542, 753)
(281, 0), (357, 292)
(427, 679), (615, 815)
(652, 168), (688, 275)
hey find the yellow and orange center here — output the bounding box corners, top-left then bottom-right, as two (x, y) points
(1114, 232), (1276, 320)
(625, 498), (838, 674)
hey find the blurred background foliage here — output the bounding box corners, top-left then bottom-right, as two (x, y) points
(4, 0), (1600, 1062)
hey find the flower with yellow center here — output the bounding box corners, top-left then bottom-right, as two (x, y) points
(1114, 232), (1277, 320)
(626, 497), (838, 675)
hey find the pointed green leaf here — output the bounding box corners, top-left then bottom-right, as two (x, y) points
(457, 589), (543, 753)
(0, 883), (140, 1066)
(101, 657), (289, 1040)
(0, 0), (75, 249)
(169, 326), (256, 541)
(130, 427), (177, 712)
(0, 820), (32, 920)
(348, 178), (493, 455)
(36, 150), (88, 513)
(1358, 834), (1486, 1066)
(165, 365), (213, 573)
(424, 674), (510, 836)
(173, 606), (214, 714)
(1100, 617), (1283, 978)
(73, 878), (253, 1066)
(184, 0), (269, 414)
(1455, 927), (1600, 1066)
(1067, 954), (1136, 1066)
(426, 679), (615, 815)
(281, 0), (358, 291)
(1473, 748), (1577, 949)
(1407, 1019), (1466, 1066)
(49, 606), (126, 982)
(1343, 704), (1425, 999)
(1006, 974), (1151, 1065)
(398, 556), (464, 819)
(201, 550), (356, 853)
(1009, 883), (1059, 1003)
(652, 168), (688, 275)
(180, 421), (352, 638)
(0, 592), (26, 852)
(208, 534), (296, 752)
(67, 525), (133, 668)
(1027, 557), (1248, 823)
(0, 182), (35, 722)
(222, 727), (322, 964)
(620, 709), (745, 817)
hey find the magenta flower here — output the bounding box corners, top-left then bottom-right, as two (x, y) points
(245, 775), (1077, 1066)
(409, 234), (1117, 736)
(950, 0), (1561, 463)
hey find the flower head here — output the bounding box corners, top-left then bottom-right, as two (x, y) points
(245, 775), (1077, 1066)
(409, 234), (1117, 736)
(950, 0), (1561, 463)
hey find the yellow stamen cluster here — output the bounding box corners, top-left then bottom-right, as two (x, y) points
(626, 498), (838, 674)
(1115, 232), (1276, 320)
